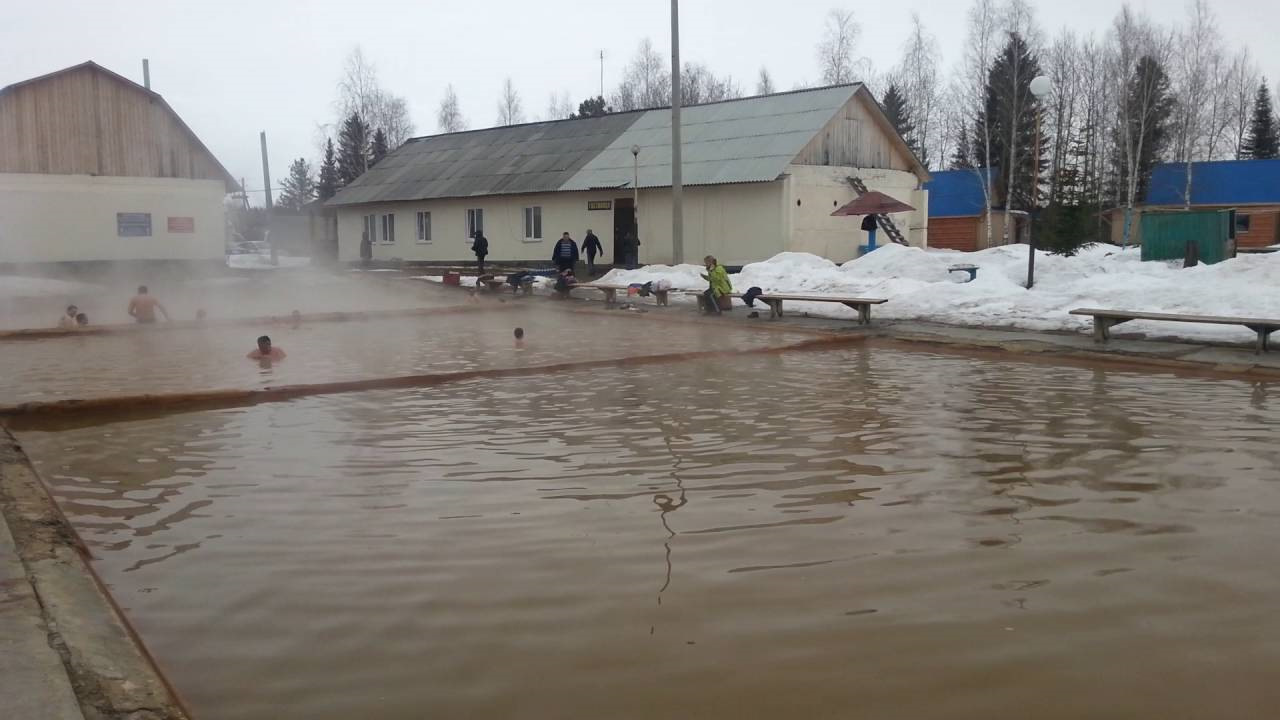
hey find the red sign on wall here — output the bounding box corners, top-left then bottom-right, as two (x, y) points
(167, 216), (195, 233)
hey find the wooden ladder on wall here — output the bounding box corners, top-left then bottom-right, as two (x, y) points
(846, 176), (909, 246)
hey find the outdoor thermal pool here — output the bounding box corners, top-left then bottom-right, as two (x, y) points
(13, 341), (1280, 720)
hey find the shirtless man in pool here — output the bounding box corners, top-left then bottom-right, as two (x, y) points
(127, 286), (169, 324)
(247, 335), (286, 361)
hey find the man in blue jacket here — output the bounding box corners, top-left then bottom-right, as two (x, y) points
(552, 232), (579, 273)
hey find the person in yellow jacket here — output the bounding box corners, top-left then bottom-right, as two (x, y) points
(699, 255), (733, 315)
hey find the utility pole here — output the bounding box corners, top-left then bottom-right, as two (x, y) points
(670, 0), (684, 265)
(260, 131), (278, 265)
(599, 50), (605, 99)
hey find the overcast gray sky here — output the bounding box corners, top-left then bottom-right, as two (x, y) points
(3, 0), (1276, 201)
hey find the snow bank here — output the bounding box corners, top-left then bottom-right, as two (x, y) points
(617, 244), (1280, 343)
(226, 254), (311, 270)
(0, 275), (105, 300)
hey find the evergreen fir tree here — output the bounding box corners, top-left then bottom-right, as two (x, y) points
(1242, 80), (1279, 160)
(336, 112), (370, 186)
(971, 33), (1046, 212)
(1112, 55), (1175, 202)
(949, 121), (974, 170)
(317, 139), (339, 201)
(370, 128), (389, 167)
(881, 83), (919, 157)
(570, 96), (611, 119)
(278, 158), (317, 211)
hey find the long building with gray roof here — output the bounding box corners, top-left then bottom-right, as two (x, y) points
(328, 83), (931, 266)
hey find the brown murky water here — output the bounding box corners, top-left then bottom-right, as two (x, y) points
(16, 346), (1280, 719)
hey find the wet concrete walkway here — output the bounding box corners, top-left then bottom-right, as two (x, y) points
(0, 510), (85, 720)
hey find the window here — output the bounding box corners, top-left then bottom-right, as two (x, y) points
(416, 211), (432, 243)
(117, 212), (152, 237)
(1236, 213), (1252, 234)
(381, 213), (395, 244)
(362, 214), (377, 243)
(523, 206), (543, 241)
(466, 208), (484, 241)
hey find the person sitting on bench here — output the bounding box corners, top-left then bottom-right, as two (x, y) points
(506, 271), (533, 293)
(554, 268), (578, 297)
(699, 255), (732, 315)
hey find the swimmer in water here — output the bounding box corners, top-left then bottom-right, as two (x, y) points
(58, 305), (78, 329)
(75, 312), (88, 327)
(514, 327), (525, 348)
(127, 286), (169, 324)
(290, 309), (302, 328)
(247, 335), (286, 361)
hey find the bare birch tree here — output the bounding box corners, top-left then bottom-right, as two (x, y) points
(817, 9), (864, 85)
(612, 39), (671, 111)
(337, 47), (415, 147)
(1106, 4), (1172, 245)
(1225, 49), (1261, 158)
(756, 67), (775, 96)
(437, 84), (467, 134)
(496, 77), (525, 126)
(545, 91), (574, 121)
(1170, 0), (1223, 207)
(894, 13), (941, 167)
(997, 0), (1043, 244)
(959, 0), (1001, 247)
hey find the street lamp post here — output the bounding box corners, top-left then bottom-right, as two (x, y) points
(631, 144), (641, 267)
(1027, 74), (1052, 290)
(670, 0), (684, 265)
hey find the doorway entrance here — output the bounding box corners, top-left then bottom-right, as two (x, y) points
(613, 198), (635, 267)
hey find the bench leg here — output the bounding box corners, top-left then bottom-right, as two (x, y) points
(602, 288), (616, 305)
(766, 299), (782, 319)
(1247, 325), (1275, 354)
(1093, 318), (1109, 343)
(655, 290), (668, 306)
(840, 301), (871, 325)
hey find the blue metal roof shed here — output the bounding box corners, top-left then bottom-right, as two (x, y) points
(923, 169), (993, 218)
(1146, 159), (1280, 206)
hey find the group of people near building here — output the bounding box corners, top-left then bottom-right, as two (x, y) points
(472, 228), (637, 277)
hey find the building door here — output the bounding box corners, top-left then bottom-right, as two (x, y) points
(613, 199), (635, 267)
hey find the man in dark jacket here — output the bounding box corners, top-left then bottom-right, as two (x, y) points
(471, 231), (489, 273)
(582, 229), (603, 275)
(552, 232), (579, 273)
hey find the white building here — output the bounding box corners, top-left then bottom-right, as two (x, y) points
(328, 84), (930, 266)
(0, 62), (236, 266)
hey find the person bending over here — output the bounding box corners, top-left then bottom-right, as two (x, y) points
(247, 335), (286, 361)
(128, 286), (169, 324)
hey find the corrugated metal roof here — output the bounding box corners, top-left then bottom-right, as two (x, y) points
(1146, 159), (1280, 206)
(328, 84), (862, 206)
(561, 85), (860, 191)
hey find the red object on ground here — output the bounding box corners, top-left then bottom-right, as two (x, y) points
(443, 272), (461, 286)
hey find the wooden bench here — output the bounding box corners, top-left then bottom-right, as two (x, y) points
(575, 283), (671, 306)
(1069, 308), (1280, 353)
(757, 294), (888, 324)
(948, 264), (979, 282)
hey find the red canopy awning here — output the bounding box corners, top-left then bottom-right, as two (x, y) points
(831, 191), (915, 216)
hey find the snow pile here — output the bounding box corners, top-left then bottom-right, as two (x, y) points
(227, 254), (312, 270)
(611, 244), (1280, 343)
(0, 275), (106, 300)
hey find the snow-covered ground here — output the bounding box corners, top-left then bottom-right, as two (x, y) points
(226, 253), (311, 270)
(599, 244), (1280, 344)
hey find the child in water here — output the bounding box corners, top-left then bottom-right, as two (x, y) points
(514, 327), (525, 349)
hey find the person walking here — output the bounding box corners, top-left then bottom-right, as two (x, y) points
(619, 231), (640, 268)
(699, 255), (733, 315)
(359, 230), (373, 267)
(552, 232), (579, 273)
(582, 229), (603, 275)
(471, 231), (489, 274)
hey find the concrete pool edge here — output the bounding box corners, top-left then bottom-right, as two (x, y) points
(0, 428), (191, 720)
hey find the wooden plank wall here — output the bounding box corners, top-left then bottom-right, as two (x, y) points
(0, 66), (226, 182)
(927, 217), (980, 251)
(792, 93), (913, 173)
